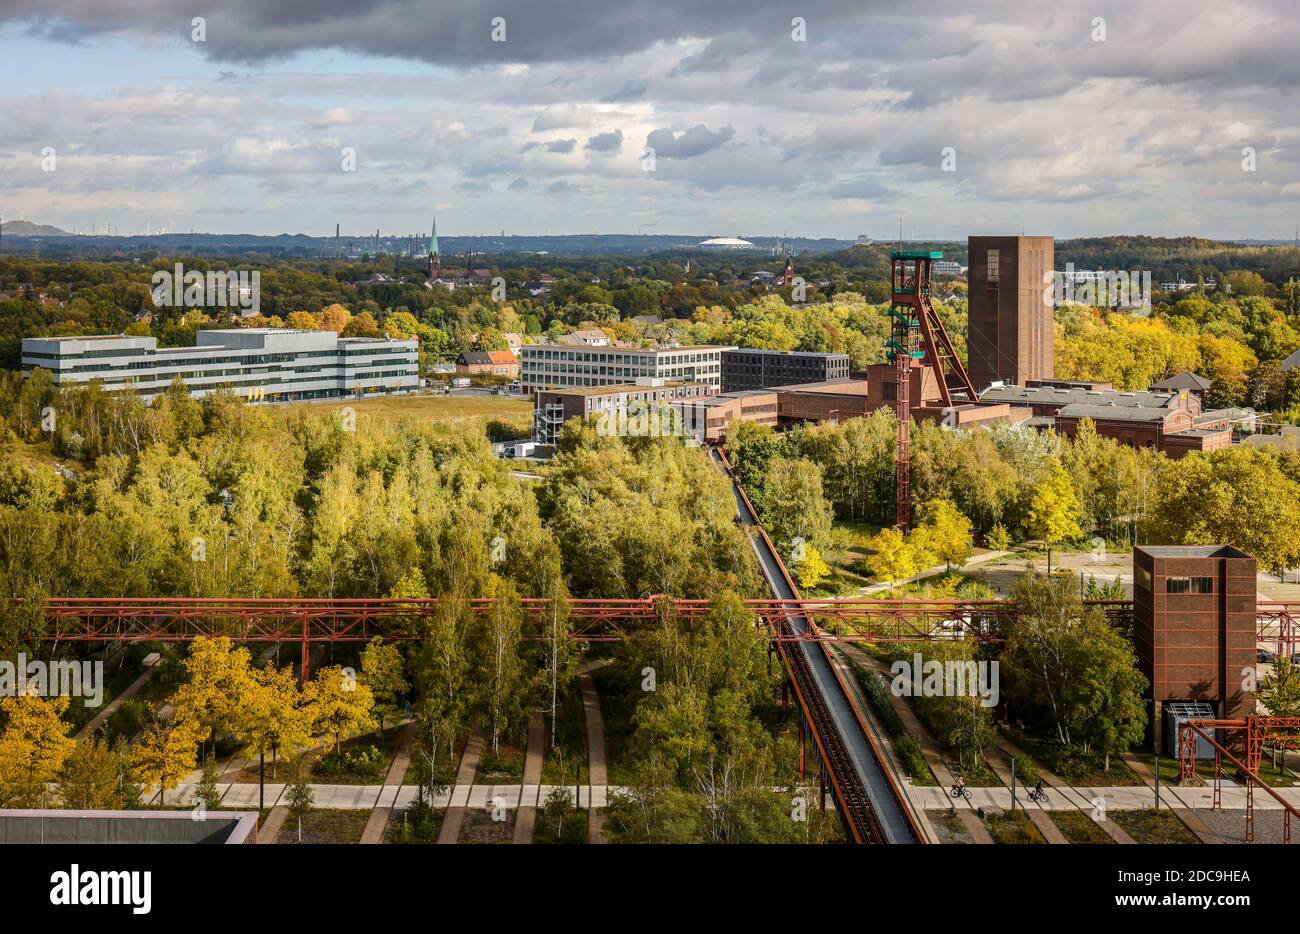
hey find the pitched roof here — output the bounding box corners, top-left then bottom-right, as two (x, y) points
(1150, 371), (1211, 392)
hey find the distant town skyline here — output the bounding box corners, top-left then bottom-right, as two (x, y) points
(2, 1), (1298, 241)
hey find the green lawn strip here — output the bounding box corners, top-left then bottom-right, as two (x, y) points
(1130, 748), (1297, 789)
(1112, 808), (1201, 844)
(984, 809), (1047, 844)
(534, 808), (589, 845)
(1005, 727), (1143, 786)
(540, 685), (590, 786)
(275, 808), (371, 844)
(1049, 809), (1114, 844)
(312, 727), (407, 785)
(591, 664), (638, 787)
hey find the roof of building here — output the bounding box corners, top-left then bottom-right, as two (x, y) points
(1150, 371), (1211, 392)
(1137, 545), (1250, 559)
(522, 343), (730, 353)
(538, 381), (697, 397)
(1165, 428), (1231, 438)
(458, 351), (493, 365)
(1282, 347), (1300, 371)
(776, 378), (870, 396)
(723, 348), (850, 359)
(1055, 403), (1181, 422)
(1194, 407), (1256, 425)
(980, 384), (1184, 409)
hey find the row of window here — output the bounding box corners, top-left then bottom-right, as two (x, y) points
(1135, 567), (1215, 594)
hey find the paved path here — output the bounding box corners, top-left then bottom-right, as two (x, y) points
(578, 662), (610, 844)
(259, 806), (290, 844)
(360, 721), (417, 845)
(990, 734), (1135, 844)
(855, 548), (1017, 595)
(436, 724), (485, 844)
(512, 713), (545, 844)
(74, 665), (158, 740)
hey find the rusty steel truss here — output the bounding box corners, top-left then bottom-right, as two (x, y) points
(34, 596), (1295, 648)
(1178, 717), (1300, 843)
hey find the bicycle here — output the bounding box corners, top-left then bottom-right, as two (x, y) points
(950, 783), (972, 802)
(1027, 785), (1049, 804)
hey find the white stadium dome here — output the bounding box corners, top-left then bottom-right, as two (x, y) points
(697, 236), (755, 249)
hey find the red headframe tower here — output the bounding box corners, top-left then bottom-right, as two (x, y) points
(886, 251), (977, 530)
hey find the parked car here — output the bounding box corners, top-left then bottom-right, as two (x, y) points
(1258, 648), (1277, 664)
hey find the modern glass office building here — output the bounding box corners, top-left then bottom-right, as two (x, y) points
(520, 343), (732, 392)
(21, 328), (419, 401)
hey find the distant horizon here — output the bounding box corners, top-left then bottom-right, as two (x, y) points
(4, 219), (1300, 247)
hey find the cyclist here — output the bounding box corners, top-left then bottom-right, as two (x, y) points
(951, 775), (967, 797)
(1029, 779), (1047, 801)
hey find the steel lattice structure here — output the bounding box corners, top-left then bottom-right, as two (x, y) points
(34, 596), (1295, 646)
(1178, 717), (1300, 843)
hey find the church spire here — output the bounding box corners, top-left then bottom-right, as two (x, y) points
(429, 212), (441, 280)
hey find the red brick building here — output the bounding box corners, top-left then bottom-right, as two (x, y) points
(1132, 545), (1257, 751)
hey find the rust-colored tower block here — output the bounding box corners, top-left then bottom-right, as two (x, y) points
(887, 252), (978, 530)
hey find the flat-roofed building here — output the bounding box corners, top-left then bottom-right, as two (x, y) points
(532, 379), (716, 445)
(774, 379), (872, 424)
(1132, 545), (1257, 750)
(676, 390), (778, 442)
(721, 348), (850, 392)
(967, 235), (1054, 390)
(520, 344), (731, 393)
(21, 329), (418, 401)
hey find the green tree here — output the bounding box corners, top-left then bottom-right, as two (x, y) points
(360, 636), (408, 736)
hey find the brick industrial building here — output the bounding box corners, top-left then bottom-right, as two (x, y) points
(967, 236), (1055, 391)
(1132, 545), (1257, 752)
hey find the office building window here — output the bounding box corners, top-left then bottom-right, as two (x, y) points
(987, 249), (1000, 284)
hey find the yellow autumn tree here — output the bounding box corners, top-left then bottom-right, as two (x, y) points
(316, 303), (353, 334)
(303, 665), (376, 757)
(0, 693), (76, 807)
(130, 717), (205, 805)
(794, 544), (832, 590)
(285, 310), (320, 331)
(1027, 462), (1084, 574)
(170, 636), (256, 746)
(235, 663), (314, 779)
(866, 527), (917, 591)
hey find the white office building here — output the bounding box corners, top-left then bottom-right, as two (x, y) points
(520, 344), (732, 393)
(21, 328), (419, 401)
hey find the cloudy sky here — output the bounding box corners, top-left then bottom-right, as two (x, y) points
(1, 0), (1297, 240)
